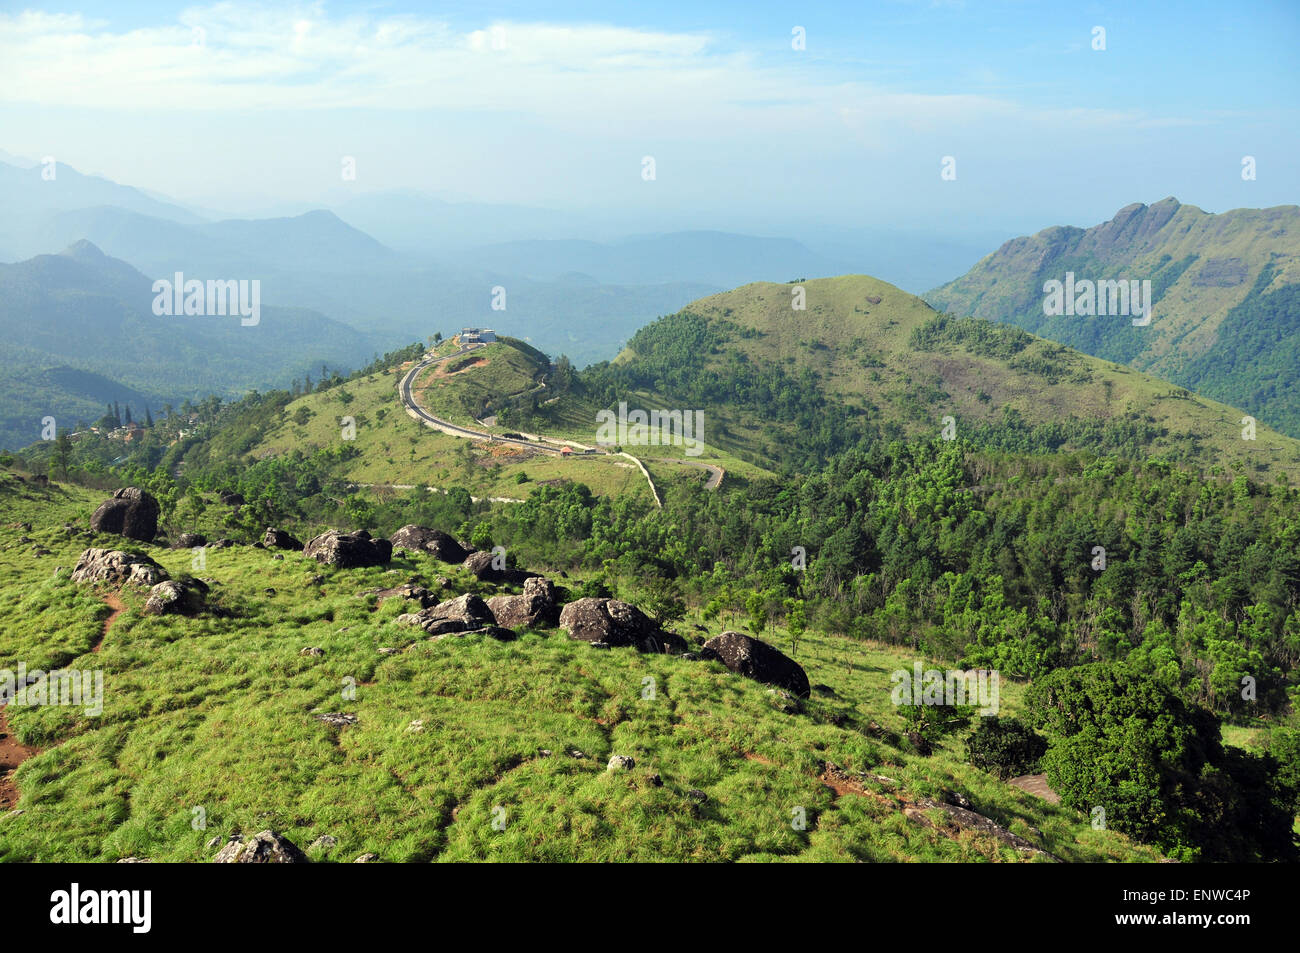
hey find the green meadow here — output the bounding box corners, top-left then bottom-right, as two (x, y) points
(0, 470), (1161, 862)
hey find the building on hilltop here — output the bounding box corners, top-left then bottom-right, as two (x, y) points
(460, 328), (497, 344)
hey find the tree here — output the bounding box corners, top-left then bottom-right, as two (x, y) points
(51, 429), (72, 481)
(1025, 662), (1298, 861)
(641, 576), (686, 631)
(783, 597), (806, 656)
(745, 590), (767, 636)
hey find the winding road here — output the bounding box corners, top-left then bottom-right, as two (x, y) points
(398, 345), (564, 454)
(397, 343), (724, 502)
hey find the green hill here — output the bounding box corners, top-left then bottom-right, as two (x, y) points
(925, 199), (1300, 439)
(585, 273), (1300, 479)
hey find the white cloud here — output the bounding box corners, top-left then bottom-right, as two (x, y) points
(0, 0), (1161, 140)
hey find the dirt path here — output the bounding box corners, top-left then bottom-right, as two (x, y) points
(0, 592), (126, 810)
(1009, 773), (1061, 804)
(0, 706), (38, 812)
(93, 592), (127, 653)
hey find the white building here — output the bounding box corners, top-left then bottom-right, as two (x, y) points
(461, 328), (497, 344)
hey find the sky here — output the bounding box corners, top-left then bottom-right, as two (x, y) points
(1, 0), (1297, 241)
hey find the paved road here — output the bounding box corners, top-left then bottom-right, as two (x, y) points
(397, 345), (566, 456)
(648, 457), (725, 490)
(397, 344), (725, 503)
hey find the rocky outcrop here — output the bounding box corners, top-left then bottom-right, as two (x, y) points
(71, 548), (168, 587)
(303, 530), (392, 568)
(211, 830), (308, 863)
(143, 579), (207, 616)
(396, 593), (507, 637)
(367, 582), (438, 608)
(903, 798), (1061, 861)
(389, 525), (473, 563)
(487, 576), (559, 628)
(174, 532), (207, 548)
(219, 491), (245, 506)
(700, 631), (810, 698)
(89, 487), (159, 541)
(263, 527), (302, 550)
(558, 598), (686, 654)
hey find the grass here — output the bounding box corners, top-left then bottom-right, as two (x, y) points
(0, 470), (1164, 862)
(250, 367), (655, 502)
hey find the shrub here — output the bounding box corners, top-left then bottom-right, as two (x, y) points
(966, 715), (1047, 779)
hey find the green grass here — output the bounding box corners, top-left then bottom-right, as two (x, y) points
(0, 471), (1164, 862)
(249, 367), (655, 502)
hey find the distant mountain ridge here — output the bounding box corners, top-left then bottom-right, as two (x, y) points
(0, 242), (375, 450)
(925, 198), (1300, 438)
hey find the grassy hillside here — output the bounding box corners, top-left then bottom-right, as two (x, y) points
(248, 361), (654, 504)
(592, 274), (1300, 479)
(925, 199), (1300, 439)
(0, 469), (1162, 862)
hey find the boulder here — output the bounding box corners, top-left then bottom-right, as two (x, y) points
(487, 576), (559, 628)
(174, 532), (207, 548)
(700, 631), (810, 698)
(389, 525), (473, 563)
(89, 487), (159, 541)
(263, 527), (302, 551)
(607, 755), (635, 772)
(463, 550), (539, 585)
(303, 530), (392, 568)
(397, 593), (497, 636)
(143, 580), (205, 616)
(219, 491), (245, 506)
(558, 598), (687, 654)
(71, 548), (168, 587)
(367, 582), (438, 608)
(212, 831), (308, 864)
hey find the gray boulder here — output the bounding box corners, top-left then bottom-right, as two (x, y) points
(463, 550), (539, 585)
(143, 580), (206, 616)
(71, 548), (168, 587)
(263, 527), (302, 550)
(397, 593), (499, 636)
(212, 830), (308, 863)
(367, 582), (438, 608)
(389, 525), (473, 563)
(487, 576), (559, 628)
(89, 487), (159, 541)
(700, 631), (810, 698)
(558, 598), (687, 654)
(304, 530), (392, 568)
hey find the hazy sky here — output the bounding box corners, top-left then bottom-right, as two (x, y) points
(2, 0), (1297, 239)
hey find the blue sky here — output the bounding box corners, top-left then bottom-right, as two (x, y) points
(1, 0), (1296, 240)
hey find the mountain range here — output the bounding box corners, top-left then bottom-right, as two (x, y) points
(927, 198), (1300, 439)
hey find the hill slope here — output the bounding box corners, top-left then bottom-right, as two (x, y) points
(590, 274), (1300, 478)
(0, 468), (1163, 863)
(925, 199), (1300, 438)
